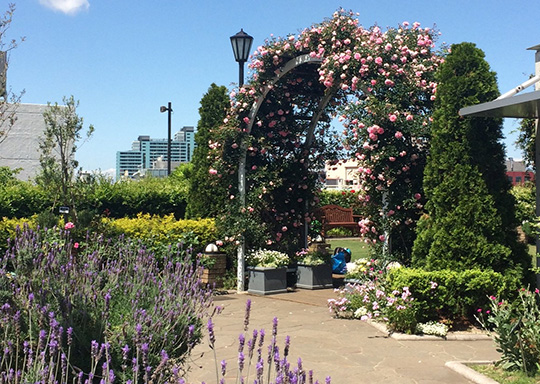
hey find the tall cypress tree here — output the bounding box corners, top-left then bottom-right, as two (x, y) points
(412, 43), (532, 281)
(186, 83), (230, 218)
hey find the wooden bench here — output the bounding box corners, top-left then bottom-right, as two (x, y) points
(317, 204), (360, 237)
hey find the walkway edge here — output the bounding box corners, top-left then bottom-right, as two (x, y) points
(445, 361), (499, 384)
(367, 320), (491, 341)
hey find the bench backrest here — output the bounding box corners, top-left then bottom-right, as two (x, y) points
(320, 204), (354, 223)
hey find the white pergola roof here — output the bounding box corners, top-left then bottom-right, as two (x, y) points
(459, 90), (540, 118)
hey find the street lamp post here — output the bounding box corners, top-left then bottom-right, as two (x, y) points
(160, 102), (172, 176)
(230, 29), (253, 292)
(230, 29), (253, 87)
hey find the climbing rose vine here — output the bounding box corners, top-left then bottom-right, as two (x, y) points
(209, 10), (444, 258)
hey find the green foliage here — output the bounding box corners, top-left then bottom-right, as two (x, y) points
(387, 267), (521, 324)
(101, 213), (217, 257)
(512, 184), (537, 243)
(187, 83), (230, 219)
(413, 42), (531, 283)
(515, 118), (536, 171)
(0, 180), (50, 218)
(477, 288), (540, 376)
(317, 189), (363, 214)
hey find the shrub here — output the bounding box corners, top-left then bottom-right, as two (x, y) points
(0, 225), (215, 382)
(317, 189), (363, 214)
(387, 267), (521, 324)
(477, 288), (540, 376)
(101, 213), (217, 257)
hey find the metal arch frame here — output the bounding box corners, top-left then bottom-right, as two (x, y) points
(236, 53), (341, 292)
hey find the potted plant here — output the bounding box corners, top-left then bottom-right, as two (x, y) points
(247, 249), (290, 295)
(295, 248), (333, 290)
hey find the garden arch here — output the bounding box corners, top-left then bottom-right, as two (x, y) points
(209, 11), (443, 291)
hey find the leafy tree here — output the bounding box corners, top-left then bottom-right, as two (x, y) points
(36, 96), (94, 222)
(186, 83), (229, 219)
(515, 118), (536, 170)
(412, 43), (532, 282)
(0, 3), (25, 143)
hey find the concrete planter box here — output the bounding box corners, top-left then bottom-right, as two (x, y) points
(296, 263), (333, 290)
(247, 267), (288, 295)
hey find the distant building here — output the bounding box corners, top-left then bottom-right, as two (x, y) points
(506, 158), (534, 186)
(323, 159), (359, 190)
(116, 126), (195, 180)
(0, 103), (50, 181)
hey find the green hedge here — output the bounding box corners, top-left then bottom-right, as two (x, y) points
(317, 189), (363, 214)
(387, 267), (522, 324)
(101, 213), (217, 256)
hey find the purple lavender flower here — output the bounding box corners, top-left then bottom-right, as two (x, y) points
(284, 335), (290, 357)
(90, 340), (99, 358)
(238, 333), (245, 353)
(272, 316), (278, 337)
(67, 327), (73, 346)
(207, 318), (216, 348)
(220, 359), (227, 376)
(244, 299), (252, 331)
(238, 351), (245, 371)
(326, 376), (331, 383)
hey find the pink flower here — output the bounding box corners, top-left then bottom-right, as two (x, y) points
(406, 114), (414, 121)
(64, 222), (75, 230)
(209, 169), (218, 175)
(394, 131), (403, 139)
(243, 117), (250, 124)
(73, 242), (79, 249)
(414, 193), (422, 200)
(375, 57), (383, 65)
(282, 226), (288, 232)
(389, 114), (397, 122)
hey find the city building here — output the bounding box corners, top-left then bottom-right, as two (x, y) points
(506, 158), (535, 186)
(116, 126), (196, 180)
(0, 103), (50, 181)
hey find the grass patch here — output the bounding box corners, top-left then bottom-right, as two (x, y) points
(326, 238), (371, 262)
(471, 364), (540, 383)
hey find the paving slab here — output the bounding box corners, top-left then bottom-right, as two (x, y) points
(184, 289), (500, 383)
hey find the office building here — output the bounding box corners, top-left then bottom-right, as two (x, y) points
(116, 126), (196, 180)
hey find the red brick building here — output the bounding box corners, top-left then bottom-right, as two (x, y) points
(506, 158), (535, 186)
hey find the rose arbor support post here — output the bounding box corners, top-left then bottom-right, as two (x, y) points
(234, 54), (323, 292)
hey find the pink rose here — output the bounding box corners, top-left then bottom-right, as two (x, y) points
(394, 131), (403, 139)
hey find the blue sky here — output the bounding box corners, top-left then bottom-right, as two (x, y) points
(6, 0), (539, 175)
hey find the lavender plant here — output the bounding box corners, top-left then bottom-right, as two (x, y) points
(195, 298), (331, 384)
(0, 224), (215, 383)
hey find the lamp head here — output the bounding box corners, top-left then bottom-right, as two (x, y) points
(230, 29), (253, 63)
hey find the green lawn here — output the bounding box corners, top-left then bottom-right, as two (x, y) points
(326, 238), (371, 261)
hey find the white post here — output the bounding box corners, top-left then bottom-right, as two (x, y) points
(237, 155), (246, 292)
(533, 46), (540, 288)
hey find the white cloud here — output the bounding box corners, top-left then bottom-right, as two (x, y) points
(39, 0), (90, 15)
